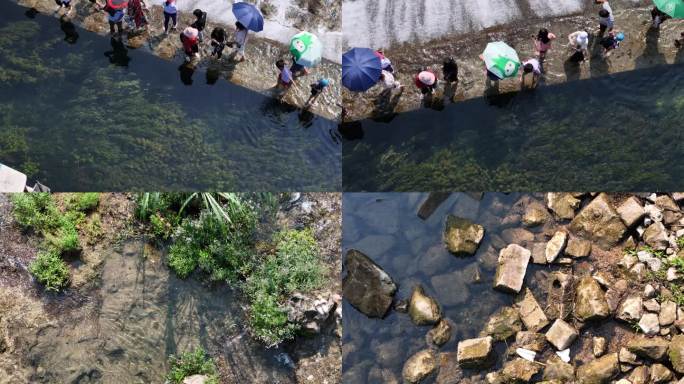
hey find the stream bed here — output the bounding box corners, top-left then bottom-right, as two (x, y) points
(0, 0), (341, 191)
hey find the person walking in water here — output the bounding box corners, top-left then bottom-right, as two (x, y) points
(597, 0), (614, 35)
(162, 0), (177, 34)
(180, 26), (200, 62)
(414, 68), (437, 99)
(127, 0), (148, 32)
(104, 3), (126, 36)
(534, 28), (556, 61)
(304, 78), (330, 109)
(229, 22), (248, 62)
(210, 27), (227, 59)
(191, 9), (207, 42)
(600, 31), (624, 58)
(568, 30), (589, 62)
(275, 59), (293, 98)
(520, 58), (541, 90)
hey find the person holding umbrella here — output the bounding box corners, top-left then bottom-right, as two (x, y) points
(230, 2), (264, 62)
(290, 31), (322, 77)
(651, 0), (684, 28)
(480, 41), (521, 86)
(342, 47), (382, 92)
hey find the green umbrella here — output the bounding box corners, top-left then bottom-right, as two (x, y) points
(482, 41), (520, 80)
(289, 31), (322, 68)
(654, 0), (684, 18)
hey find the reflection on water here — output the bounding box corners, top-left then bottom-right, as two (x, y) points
(23, 241), (293, 384)
(0, 1), (340, 191)
(342, 193), (559, 383)
(342, 63), (684, 191)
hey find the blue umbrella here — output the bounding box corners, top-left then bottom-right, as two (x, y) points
(342, 48), (382, 92)
(232, 2), (264, 32)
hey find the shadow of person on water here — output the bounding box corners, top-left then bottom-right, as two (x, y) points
(178, 63), (194, 85)
(589, 33), (609, 78)
(25, 7), (39, 18)
(59, 15), (78, 44)
(104, 37), (131, 67)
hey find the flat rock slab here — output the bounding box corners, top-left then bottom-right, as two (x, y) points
(342, 249), (397, 318)
(494, 244), (531, 294)
(546, 231), (567, 263)
(0, 164), (26, 192)
(565, 238), (592, 258)
(457, 336), (493, 369)
(569, 193), (627, 249)
(517, 288), (549, 332)
(574, 276), (610, 322)
(616, 196), (644, 228)
(545, 319), (578, 351)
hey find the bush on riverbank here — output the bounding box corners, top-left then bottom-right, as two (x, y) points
(11, 193), (100, 291)
(166, 348), (219, 384)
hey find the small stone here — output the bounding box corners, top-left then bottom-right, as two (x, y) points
(667, 267), (680, 281)
(659, 300), (677, 326)
(515, 331), (547, 352)
(530, 242), (547, 265)
(501, 358), (541, 383)
(619, 254), (638, 270)
(628, 365), (649, 384)
(627, 335), (670, 360)
(605, 279), (629, 313)
(630, 263), (647, 281)
(593, 337), (607, 358)
(639, 313), (661, 336)
(546, 193), (581, 220)
(501, 228), (535, 246)
(443, 215), (485, 256)
(650, 363), (674, 383)
(643, 222), (669, 250)
(617, 295), (643, 322)
(565, 238), (592, 258)
(619, 347), (642, 365)
(481, 306), (522, 341)
(516, 288), (549, 333)
(522, 202), (550, 227)
(655, 195), (683, 225)
(493, 244), (531, 294)
(543, 354), (575, 381)
(402, 349), (437, 384)
(644, 298), (661, 312)
(427, 319), (452, 347)
(576, 353), (619, 384)
(592, 271), (613, 289)
(408, 285), (441, 325)
(644, 284), (656, 298)
(545, 319), (579, 351)
(574, 276), (610, 321)
(546, 231), (568, 263)
(457, 337), (494, 368)
(617, 196), (645, 228)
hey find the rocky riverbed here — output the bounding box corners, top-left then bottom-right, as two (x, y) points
(342, 1), (684, 121)
(0, 192), (341, 384)
(13, 0), (341, 120)
(342, 192), (684, 384)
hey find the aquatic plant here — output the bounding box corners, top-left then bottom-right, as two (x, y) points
(245, 228), (324, 345)
(166, 348), (219, 384)
(28, 250), (70, 292)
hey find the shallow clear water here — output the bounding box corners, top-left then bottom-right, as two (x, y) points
(342, 193), (556, 383)
(342, 63), (684, 191)
(0, 1), (340, 191)
(21, 240), (294, 384)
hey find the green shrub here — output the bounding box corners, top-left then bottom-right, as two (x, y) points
(83, 214), (103, 244)
(149, 212), (174, 240)
(166, 348), (219, 384)
(245, 228), (324, 345)
(66, 193), (100, 212)
(28, 250), (70, 291)
(167, 241), (198, 279)
(10, 193), (61, 232)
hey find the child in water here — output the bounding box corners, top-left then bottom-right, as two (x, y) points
(601, 31), (624, 58)
(180, 26), (200, 62)
(276, 59), (293, 98)
(210, 27), (227, 59)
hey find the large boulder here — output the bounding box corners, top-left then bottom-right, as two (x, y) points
(574, 276), (610, 322)
(443, 215), (484, 256)
(481, 306), (522, 341)
(494, 244), (531, 294)
(516, 288), (549, 332)
(569, 194), (627, 249)
(402, 349), (438, 384)
(342, 250), (397, 318)
(669, 335), (684, 374)
(627, 335), (670, 361)
(501, 358), (541, 383)
(546, 193), (581, 220)
(522, 201), (551, 227)
(409, 285), (441, 325)
(576, 353), (619, 384)
(457, 336), (494, 368)
(650, 363), (674, 383)
(545, 319), (579, 350)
